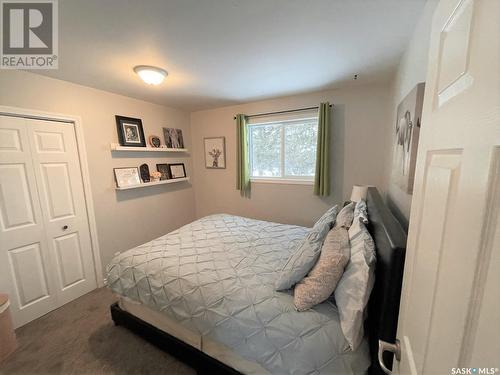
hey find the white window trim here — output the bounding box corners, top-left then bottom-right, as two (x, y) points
(248, 117), (318, 184)
(251, 177), (314, 185)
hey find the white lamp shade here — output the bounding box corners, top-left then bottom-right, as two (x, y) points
(350, 185), (368, 202)
(134, 65), (167, 85)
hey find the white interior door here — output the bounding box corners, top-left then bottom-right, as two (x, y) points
(0, 115), (97, 327)
(27, 119), (97, 307)
(393, 0), (500, 374)
(0, 116), (59, 327)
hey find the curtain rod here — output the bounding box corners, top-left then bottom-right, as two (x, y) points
(233, 104), (333, 120)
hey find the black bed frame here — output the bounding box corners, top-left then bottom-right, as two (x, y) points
(110, 187), (407, 374)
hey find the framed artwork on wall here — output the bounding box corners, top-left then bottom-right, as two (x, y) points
(204, 137), (226, 169)
(168, 163), (187, 179)
(391, 82), (425, 194)
(116, 116), (146, 147)
(114, 167), (141, 187)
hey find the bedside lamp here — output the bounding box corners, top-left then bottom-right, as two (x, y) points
(350, 185), (368, 202)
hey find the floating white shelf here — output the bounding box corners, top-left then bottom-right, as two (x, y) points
(115, 177), (190, 191)
(110, 143), (188, 153)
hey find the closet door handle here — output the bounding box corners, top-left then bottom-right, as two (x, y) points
(62, 225), (69, 231)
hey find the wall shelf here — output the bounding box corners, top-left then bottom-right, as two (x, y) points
(110, 143), (188, 153)
(115, 177), (190, 191)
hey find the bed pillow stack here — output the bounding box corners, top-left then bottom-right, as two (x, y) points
(275, 205), (338, 291)
(334, 200), (376, 350)
(293, 202), (355, 311)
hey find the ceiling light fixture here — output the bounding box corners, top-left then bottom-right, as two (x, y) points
(133, 65), (167, 85)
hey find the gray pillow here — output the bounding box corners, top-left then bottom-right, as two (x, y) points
(334, 200), (376, 350)
(335, 202), (355, 229)
(275, 205), (338, 291)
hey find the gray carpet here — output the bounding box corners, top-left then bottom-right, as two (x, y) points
(0, 288), (195, 375)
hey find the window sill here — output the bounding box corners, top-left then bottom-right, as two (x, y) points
(250, 178), (314, 186)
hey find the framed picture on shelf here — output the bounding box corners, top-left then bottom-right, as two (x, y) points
(116, 115), (146, 147)
(163, 127), (184, 149)
(139, 163), (150, 183)
(168, 163), (187, 179)
(114, 167), (141, 188)
(204, 137), (226, 169)
(156, 163), (171, 180)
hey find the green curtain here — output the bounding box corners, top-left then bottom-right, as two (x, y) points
(314, 102), (331, 196)
(236, 114), (251, 197)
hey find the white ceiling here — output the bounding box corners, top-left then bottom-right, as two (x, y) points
(36, 0), (427, 111)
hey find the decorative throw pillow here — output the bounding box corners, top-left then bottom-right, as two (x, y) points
(293, 203), (354, 311)
(335, 202), (355, 229)
(293, 227), (349, 311)
(353, 199), (368, 224)
(275, 205), (338, 291)
(334, 201), (376, 350)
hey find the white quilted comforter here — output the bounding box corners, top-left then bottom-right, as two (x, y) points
(107, 214), (370, 374)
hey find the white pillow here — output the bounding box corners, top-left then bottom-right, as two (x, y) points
(334, 200), (376, 350)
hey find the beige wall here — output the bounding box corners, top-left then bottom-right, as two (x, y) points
(0, 71), (395, 274)
(190, 83), (392, 227)
(0, 70), (196, 276)
(383, 0), (437, 227)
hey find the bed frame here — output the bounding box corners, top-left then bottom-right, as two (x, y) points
(111, 186), (407, 374)
(365, 187), (407, 374)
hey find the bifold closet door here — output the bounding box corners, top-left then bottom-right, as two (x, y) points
(0, 115), (97, 327)
(0, 116), (59, 327)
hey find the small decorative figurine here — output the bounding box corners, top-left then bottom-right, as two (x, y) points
(150, 171), (161, 182)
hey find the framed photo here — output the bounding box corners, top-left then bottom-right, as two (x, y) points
(204, 137), (226, 169)
(168, 163), (187, 179)
(149, 135), (161, 148)
(116, 116), (146, 147)
(163, 127), (184, 149)
(156, 163), (171, 180)
(114, 167), (141, 187)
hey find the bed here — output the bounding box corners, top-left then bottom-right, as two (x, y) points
(107, 187), (407, 374)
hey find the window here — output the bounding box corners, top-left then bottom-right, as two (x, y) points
(249, 117), (318, 182)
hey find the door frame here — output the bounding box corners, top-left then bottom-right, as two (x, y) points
(0, 105), (104, 288)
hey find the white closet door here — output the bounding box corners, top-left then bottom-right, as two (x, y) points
(0, 115), (59, 327)
(0, 115), (97, 327)
(27, 118), (96, 307)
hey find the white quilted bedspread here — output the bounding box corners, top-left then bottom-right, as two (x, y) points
(107, 214), (369, 374)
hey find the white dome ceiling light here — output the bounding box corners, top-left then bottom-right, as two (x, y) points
(133, 65), (167, 85)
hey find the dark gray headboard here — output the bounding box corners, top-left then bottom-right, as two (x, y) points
(365, 187), (407, 374)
